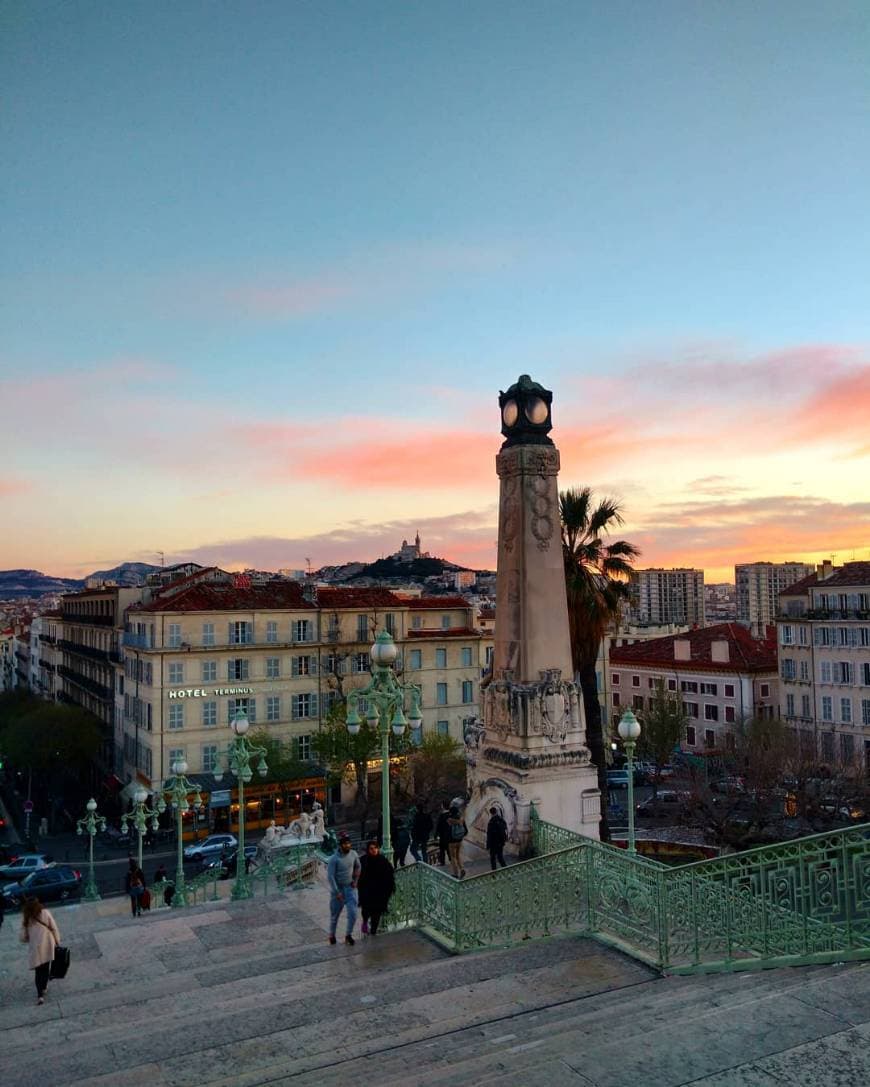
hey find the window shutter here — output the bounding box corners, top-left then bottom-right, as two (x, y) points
(311, 693), (318, 717)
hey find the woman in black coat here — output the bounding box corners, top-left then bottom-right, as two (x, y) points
(357, 840), (395, 936)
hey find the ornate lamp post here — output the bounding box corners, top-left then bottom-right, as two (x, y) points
(213, 710), (268, 900)
(76, 798), (106, 901)
(618, 708), (642, 855)
(121, 787), (166, 872)
(345, 630), (422, 861)
(162, 760), (203, 908)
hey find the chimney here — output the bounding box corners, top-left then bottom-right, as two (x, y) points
(302, 579), (318, 605)
(817, 560), (834, 580)
(711, 639), (729, 663)
(674, 639), (691, 661)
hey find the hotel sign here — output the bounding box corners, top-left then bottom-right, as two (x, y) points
(168, 687), (254, 699)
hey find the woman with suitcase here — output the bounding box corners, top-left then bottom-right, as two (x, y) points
(20, 897), (61, 1006)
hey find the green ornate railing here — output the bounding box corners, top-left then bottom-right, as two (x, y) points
(387, 809), (870, 974)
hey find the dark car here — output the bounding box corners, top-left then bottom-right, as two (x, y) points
(1, 864), (83, 909)
(636, 791), (691, 818)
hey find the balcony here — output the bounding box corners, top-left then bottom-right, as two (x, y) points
(61, 612), (115, 627)
(58, 665), (113, 702)
(59, 639), (118, 665)
(122, 632), (151, 649)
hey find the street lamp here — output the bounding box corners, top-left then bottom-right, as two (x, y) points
(121, 787), (166, 872)
(213, 710), (268, 900)
(345, 630), (422, 861)
(618, 708), (642, 855)
(76, 798), (106, 901)
(162, 760), (203, 908)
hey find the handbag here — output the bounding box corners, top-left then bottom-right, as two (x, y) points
(50, 945), (71, 980)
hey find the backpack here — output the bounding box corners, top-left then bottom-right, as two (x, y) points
(450, 820), (466, 842)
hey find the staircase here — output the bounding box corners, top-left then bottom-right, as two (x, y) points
(1, 879), (868, 1086)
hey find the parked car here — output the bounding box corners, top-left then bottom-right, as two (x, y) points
(1, 865), (82, 908)
(183, 834), (237, 862)
(712, 776), (745, 795)
(103, 825), (132, 848)
(0, 853), (52, 881)
(204, 845), (259, 879)
(606, 770), (631, 789)
(636, 791), (691, 818)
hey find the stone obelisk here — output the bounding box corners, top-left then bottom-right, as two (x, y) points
(465, 375), (600, 848)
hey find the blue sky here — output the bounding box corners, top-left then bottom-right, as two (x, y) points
(2, 1), (869, 577)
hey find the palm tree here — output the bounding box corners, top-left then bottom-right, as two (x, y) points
(560, 487), (640, 840)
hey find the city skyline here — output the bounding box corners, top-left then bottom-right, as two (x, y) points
(2, 3), (868, 582)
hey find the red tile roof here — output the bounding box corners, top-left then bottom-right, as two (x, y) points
(610, 622), (777, 673)
(131, 581), (315, 614)
(778, 573), (818, 598)
(318, 588), (405, 609)
(409, 596), (471, 610)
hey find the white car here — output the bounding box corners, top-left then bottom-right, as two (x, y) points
(183, 834), (237, 861)
(0, 853), (52, 880)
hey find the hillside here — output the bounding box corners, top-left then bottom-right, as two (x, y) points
(0, 569), (83, 598)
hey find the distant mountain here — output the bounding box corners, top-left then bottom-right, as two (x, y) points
(0, 569), (83, 599)
(357, 555), (461, 579)
(84, 562), (161, 586)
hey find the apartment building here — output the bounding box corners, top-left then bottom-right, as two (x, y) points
(609, 623), (778, 753)
(777, 562), (870, 770)
(630, 568), (705, 627)
(736, 561), (815, 635)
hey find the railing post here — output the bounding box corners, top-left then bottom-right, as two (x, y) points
(657, 865), (670, 972)
(584, 843), (596, 932)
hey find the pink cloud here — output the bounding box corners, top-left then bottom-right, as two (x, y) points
(0, 477), (30, 497)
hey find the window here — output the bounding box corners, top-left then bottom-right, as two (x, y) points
(704, 704), (719, 721)
(862, 699), (870, 726)
(168, 704), (184, 730)
(292, 693), (316, 719)
(202, 661), (217, 683)
(821, 696), (833, 722)
(841, 733), (855, 762)
(435, 648), (447, 669)
(786, 694), (795, 717)
(168, 623), (182, 648)
(228, 659), (250, 681)
(612, 674), (620, 686)
(357, 615), (369, 641)
(667, 678), (677, 692)
(228, 696), (255, 723)
(441, 615), (451, 630)
(781, 624), (793, 645)
(266, 696), (280, 722)
(648, 677), (656, 689)
(436, 683), (448, 705)
(352, 652), (369, 674)
(685, 725), (696, 746)
(821, 661), (832, 683)
(385, 613), (396, 635)
(799, 625), (809, 645)
(202, 701), (217, 727)
(633, 695), (644, 710)
(461, 647), (473, 668)
(841, 697), (852, 724)
(168, 747), (185, 769)
(632, 675), (640, 687)
(801, 694), (812, 718)
(296, 735), (312, 761)
(681, 680), (698, 693)
(836, 661), (853, 685)
(781, 659), (796, 680)
(293, 620), (313, 643)
(683, 701), (699, 718)
(408, 649), (422, 670)
(266, 621), (278, 644)
(704, 729), (716, 748)
(838, 627), (851, 647)
(760, 684), (770, 698)
(700, 682), (718, 696)
(461, 680), (473, 703)
(800, 660), (810, 681)
(863, 663), (870, 685)
(201, 745), (218, 773)
(230, 621), (252, 645)
(202, 623), (215, 647)
(821, 732), (834, 761)
(436, 720), (449, 736)
(263, 657), (278, 680)
(412, 616), (422, 629)
(724, 683), (735, 698)
(612, 691), (621, 707)
(168, 663), (184, 685)
(292, 655), (314, 677)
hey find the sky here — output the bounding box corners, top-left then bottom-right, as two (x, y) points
(1, 1), (869, 583)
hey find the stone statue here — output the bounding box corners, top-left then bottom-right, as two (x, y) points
(310, 802), (326, 838)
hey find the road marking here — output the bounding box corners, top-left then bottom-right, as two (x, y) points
(509, 1040), (545, 1053)
(489, 1034), (517, 1044)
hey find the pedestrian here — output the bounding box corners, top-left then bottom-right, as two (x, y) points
(326, 832), (360, 946)
(486, 806), (508, 870)
(124, 858), (137, 915)
(410, 804), (433, 863)
(153, 863), (167, 885)
(358, 840), (395, 936)
(129, 866), (145, 917)
(446, 805), (468, 878)
(394, 818), (411, 867)
(435, 800), (451, 866)
(20, 897), (60, 1006)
